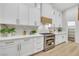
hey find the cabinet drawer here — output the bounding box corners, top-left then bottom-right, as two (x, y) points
(34, 44), (43, 53)
(0, 42), (18, 56)
(0, 40), (18, 47)
(0, 46), (6, 54)
(34, 37), (44, 44)
(55, 35), (63, 45)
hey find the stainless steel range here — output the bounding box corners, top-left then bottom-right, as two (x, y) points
(41, 33), (55, 51)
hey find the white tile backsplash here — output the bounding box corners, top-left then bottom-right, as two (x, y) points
(0, 24), (38, 36)
(0, 25), (1, 36)
(16, 26), (37, 35)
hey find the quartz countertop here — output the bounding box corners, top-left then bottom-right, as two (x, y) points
(0, 32), (67, 41)
(0, 34), (43, 41)
(54, 31), (67, 34)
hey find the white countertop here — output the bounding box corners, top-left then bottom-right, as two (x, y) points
(54, 31), (67, 34)
(0, 34), (43, 41)
(0, 32), (67, 41)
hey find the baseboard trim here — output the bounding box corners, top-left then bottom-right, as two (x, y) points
(30, 50), (44, 56)
(55, 41), (66, 46)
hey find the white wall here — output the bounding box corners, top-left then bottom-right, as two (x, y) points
(75, 6), (79, 43)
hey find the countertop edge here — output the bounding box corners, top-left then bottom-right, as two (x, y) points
(0, 34), (43, 41)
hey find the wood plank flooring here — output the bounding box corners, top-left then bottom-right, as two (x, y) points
(34, 41), (79, 56)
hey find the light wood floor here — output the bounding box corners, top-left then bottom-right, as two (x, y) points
(34, 41), (79, 56)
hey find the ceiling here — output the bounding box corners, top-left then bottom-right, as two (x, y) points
(51, 3), (78, 11)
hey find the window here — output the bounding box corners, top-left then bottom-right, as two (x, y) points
(68, 21), (75, 27)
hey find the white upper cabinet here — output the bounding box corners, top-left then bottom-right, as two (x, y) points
(19, 4), (40, 26)
(3, 4), (18, 24)
(0, 4), (6, 24)
(0, 3), (41, 26)
(18, 4), (29, 25)
(42, 4), (53, 18)
(29, 7), (40, 26)
(54, 11), (62, 27)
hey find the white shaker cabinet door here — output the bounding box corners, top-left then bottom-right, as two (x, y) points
(29, 7), (40, 26)
(55, 34), (63, 45)
(42, 4), (53, 18)
(20, 38), (33, 56)
(0, 4), (6, 24)
(0, 40), (19, 56)
(55, 34), (66, 45)
(0, 46), (6, 56)
(3, 4), (18, 24)
(33, 37), (44, 53)
(4, 44), (18, 56)
(19, 4), (29, 25)
(54, 11), (62, 27)
(62, 33), (68, 42)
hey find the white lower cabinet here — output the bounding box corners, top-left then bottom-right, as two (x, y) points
(4, 45), (18, 56)
(55, 34), (62, 45)
(0, 36), (44, 56)
(20, 37), (44, 56)
(55, 34), (66, 45)
(33, 37), (44, 53)
(20, 38), (34, 56)
(0, 40), (19, 56)
(0, 47), (6, 56)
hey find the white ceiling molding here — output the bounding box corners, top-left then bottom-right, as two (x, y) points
(63, 4), (78, 12)
(49, 3), (62, 12)
(50, 3), (78, 12)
